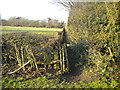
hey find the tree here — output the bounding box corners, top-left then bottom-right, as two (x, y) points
(39, 20), (47, 27)
(28, 20), (40, 27)
(2, 19), (9, 26)
(52, 0), (73, 10)
(46, 18), (53, 28)
(7, 16), (18, 26)
(2, 16), (65, 28)
(46, 18), (64, 28)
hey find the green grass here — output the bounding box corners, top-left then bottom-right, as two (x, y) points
(1, 26), (62, 37)
(2, 76), (119, 88)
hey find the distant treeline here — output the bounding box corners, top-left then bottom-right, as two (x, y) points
(2, 17), (65, 28)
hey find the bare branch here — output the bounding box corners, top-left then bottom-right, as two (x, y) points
(52, 0), (74, 10)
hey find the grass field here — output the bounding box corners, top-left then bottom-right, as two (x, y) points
(1, 26), (62, 37)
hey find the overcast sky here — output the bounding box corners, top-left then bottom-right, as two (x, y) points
(0, 0), (69, 23)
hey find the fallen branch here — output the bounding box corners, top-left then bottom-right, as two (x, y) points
(8, 59), (32, 74)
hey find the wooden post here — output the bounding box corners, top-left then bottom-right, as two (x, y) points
(20, 46), (25, 71)
(25, 45), (33, 68)
(64, 43), (69, 71)
(59, 45), (63, 71)
(29, 46), (38, 71)
(62, 45), (65, 72)
(44, 52), (47, 72)
(14, 44), (21, 66)
(58, 45), (60, 60)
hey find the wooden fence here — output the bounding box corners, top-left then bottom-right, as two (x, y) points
(8, 27), (69, 75)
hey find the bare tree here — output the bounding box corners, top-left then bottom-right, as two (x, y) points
(52, 0), (74, 10)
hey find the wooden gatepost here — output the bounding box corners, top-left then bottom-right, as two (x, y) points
(57, 27), (69, 72)
(41, 27), (69, 73)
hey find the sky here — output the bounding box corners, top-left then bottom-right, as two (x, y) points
(0, 0), (69, 23)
